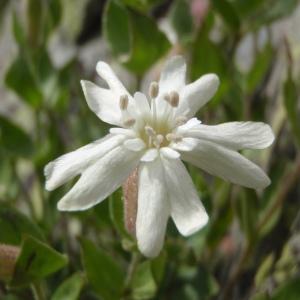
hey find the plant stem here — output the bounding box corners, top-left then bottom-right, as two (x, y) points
(221, 156), (300, 300)
(31, 282), (46, 300)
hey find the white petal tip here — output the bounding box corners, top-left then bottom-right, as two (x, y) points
(180, 213), (209, 237)
(160, 147), (180, 160)
(123, 138), (145, 152)
(140, 149), (159, 162)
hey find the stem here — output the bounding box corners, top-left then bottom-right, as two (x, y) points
(10, 159), (35, 218)
(31, 282), (46, 300)
(257, 157), (300, 232)
(124, 252), (140, 288)
(221, 156), (300, 300)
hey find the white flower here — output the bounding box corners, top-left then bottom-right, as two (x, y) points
(44, 56), (274, 258)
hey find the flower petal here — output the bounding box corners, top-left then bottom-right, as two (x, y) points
(96, 61), (129, 97)
(136, 158), (169, 257)
(160, 147), (180, 159)
(159, 56), (186, 95)
(140, 149), (159, 162)
(45, 134), (124, 191)
(181, 121), (275, 150)
(57, 146), (141, 211)
(123, 138), (146, 152)
(81, 80), (122, 126)
(177, 74), (219, 117)
(133, 92), (151, 117)
(181, 139), (271, 189)
(162, 157), (208, 236)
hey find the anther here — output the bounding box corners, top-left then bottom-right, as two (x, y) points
(149, 82), (159, 99)
(169, 91), (179, 107)
(153, 135), (164, 148)
(119, 95), (129, 110)
(145, 126), (156, 137)
(124, 118), (136, 127)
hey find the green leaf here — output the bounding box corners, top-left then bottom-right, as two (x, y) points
(245, 43), (274, 93)
(211, 0), (240, 31)
(104, 0), (170, 74)
(121, 0), (162, 12)
(103, 0), (131, 60)
(283, 73), (300, 147)
(272, 277), (300, 300)
(0, 206), (44, 245)
(169, 0), (194, 44)
(51, 273), (85, 300)
(234, 189), (259, 239)
(80, 238), (125, 300)
(109, 190), (132, 239)
(131, 261), (157, 300)
(0, 115), (34, 157)
(27, 0), (43, 47)
(11, 236), (68, 286)
(5, 55), (43, 108)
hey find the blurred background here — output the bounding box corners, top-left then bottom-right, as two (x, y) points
(1, 0), (300, 299)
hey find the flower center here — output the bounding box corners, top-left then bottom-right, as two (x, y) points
(119, 82), (187, 149)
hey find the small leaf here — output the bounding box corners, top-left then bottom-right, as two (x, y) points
(104, 0), (170, 74)
(0, 115), (34, 158)
(283, 73), (300, 147)
(0, 206), (45, 245)
(169, 0), (194, 44)
(131, 261), (157, 300)
(11, 236), (68, 286)
(80, 238), (125, 300)
(5, 55), (43, 108)
(51, 273), (85, 300)
(272, 277), (300, 300)
(211, 0), (240, 31)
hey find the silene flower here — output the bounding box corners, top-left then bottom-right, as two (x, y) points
(45, 56), (274, 258)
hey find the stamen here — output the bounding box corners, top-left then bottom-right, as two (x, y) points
(145, 126), (156, 137)
(124, 118), (136, 127)
(175, 116), (188, 126)
(149, 81), (159, 99)
(119, 95), (129, 110)
(166, 133), (182, 143)
(169, 91), (179, 107)
(153, 134), (164, 148)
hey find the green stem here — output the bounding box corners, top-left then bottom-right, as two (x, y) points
(31, 282), (46, 300)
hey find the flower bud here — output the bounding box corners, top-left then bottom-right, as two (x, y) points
(0, 244), (20, 282)
(122, 168), (138, 236)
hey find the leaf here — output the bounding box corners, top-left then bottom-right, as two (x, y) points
(5, 55), (43, 108)
(131, 261), (157, 300)
(104, 0), (170, 74)
(121, 0), (162, 12)
(169, 0), (194, 44)
(51, 273), (85, 300)
(109, 190), (132, 239)
(234, 189), (259, 240)
(0, 115), (34, 158)
(0, 206), (44, 245)
(211, 0), (240, 31)
(103, 0), (131, 60)
(283, 73), (300, 147)
(80, 238), (125, 300)
(151, 251), (167, 285)
(11, 236), (68, 286)
(245, 43), (274, 93)
(272, 277), (300, 300)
